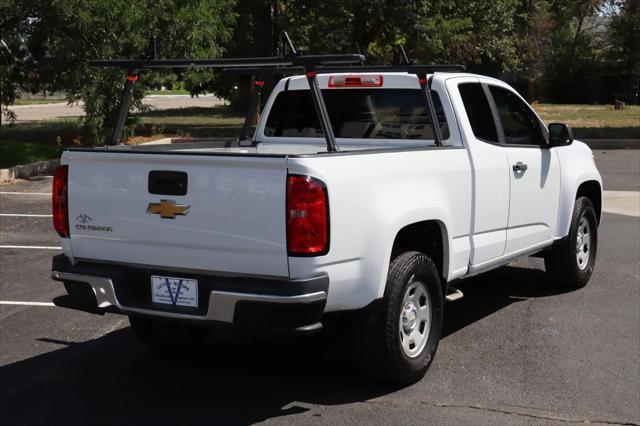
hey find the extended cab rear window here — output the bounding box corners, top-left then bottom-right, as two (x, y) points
(458, 83), (499, 143)
(264, 89), (449, 142)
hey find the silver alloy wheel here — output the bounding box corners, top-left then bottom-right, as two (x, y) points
(399, 276), (431, 358)
(576, 216), (591, 270)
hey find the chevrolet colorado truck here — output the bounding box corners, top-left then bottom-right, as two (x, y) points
(50, 54), (602, 384)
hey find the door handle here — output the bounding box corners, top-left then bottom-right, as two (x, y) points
(148, 171), (188, 195)
(512, 162), (528, 173)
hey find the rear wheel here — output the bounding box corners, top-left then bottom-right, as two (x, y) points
(128, 316), (210, 349)
(359, 251), (443, 385)
(545, 196), (598, 289)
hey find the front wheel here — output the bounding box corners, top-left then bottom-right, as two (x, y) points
(545, 196), (598, 289)
(359, 251), (444, 385)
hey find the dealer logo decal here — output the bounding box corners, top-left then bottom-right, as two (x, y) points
(76, 214), (92, 224)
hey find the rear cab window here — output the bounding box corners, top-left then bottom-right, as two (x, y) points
(261, 75), (457, 149)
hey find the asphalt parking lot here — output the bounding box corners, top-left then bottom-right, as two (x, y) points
(1, 150), (639, 425)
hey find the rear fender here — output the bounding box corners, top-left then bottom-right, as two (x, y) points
(378, 213), (451, 298)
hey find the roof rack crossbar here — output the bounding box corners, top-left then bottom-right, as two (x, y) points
(89, 54), (365, 70)
(222, 64), (465, 76)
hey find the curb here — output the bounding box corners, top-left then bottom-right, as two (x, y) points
(138, 137), (173, 145)
(0, 158), (60, 182)
(583, 139), (640, 149)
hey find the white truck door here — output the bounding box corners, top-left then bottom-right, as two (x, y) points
(447, 77), (510, 266)
(485, 84), (561, 254)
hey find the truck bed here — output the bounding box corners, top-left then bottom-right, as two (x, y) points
(75, 138), (435, 157)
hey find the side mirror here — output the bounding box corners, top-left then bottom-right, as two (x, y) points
(548, 123), (573, 147)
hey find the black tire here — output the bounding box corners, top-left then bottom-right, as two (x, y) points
(359, 251), (444, 385)
(128, 316), (210, 349)
(545, 196), (598, 290)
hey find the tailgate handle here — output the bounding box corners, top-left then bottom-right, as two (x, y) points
(148, 171), (188, 196)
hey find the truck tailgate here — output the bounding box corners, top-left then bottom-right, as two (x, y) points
(65, 151), (289, 277)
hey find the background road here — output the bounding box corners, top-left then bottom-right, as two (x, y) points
(1, 151), (639, 425)
(7, 95), (224, 122)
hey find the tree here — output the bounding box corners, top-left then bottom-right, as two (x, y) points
(513, 0), (553, 101)
(607, 0), (640, 103)
(0, 0), (41, 127)
(2, 0), (636, 136)
(411, 0), (519, 70)
(0, 40), (19, 127)
(543, 0), (608, 102)
(202, 0), (276, 111)
(199, 0), (521, 110)
(280, 0), (519, 68)
(0, 0), (235, 142)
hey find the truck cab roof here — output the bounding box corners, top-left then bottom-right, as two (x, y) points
(278, 72), (475, 91)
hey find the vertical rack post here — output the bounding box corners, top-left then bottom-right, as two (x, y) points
(240, 77), (265, 142)
(417, 73), (443, 147)
(305, 67), (338, 152)
(109, 70), (139, 146)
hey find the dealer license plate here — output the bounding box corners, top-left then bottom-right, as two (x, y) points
(151, 275), (198, 308)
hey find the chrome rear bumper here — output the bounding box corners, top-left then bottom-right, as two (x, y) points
(52, 271), (326, 324)
(50, 253), (328, 335)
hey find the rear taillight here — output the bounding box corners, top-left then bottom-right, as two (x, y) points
(328, 74), (383, 88)
(52, 166), (69, 237)
(287, 175), (329, 256)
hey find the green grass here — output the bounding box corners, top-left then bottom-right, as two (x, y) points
(533, 104), (640, 139)
(0, 106), (244, 168)
(0, 121), (81, 168)
(138, 106), (244, 139)
(12, 98), (66, 105)
(1, 103), (637, 169)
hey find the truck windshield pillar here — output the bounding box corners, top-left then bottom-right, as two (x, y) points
(305, 68), (338, 152)
(418, 74), (443, 147)
(110, 71), (139, 146)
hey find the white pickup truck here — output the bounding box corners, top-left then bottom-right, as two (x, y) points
(51, 56), (602, 384)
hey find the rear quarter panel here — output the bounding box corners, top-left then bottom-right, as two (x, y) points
(287, 149), (472, 311)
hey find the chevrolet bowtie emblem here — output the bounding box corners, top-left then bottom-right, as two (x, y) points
(147, 200), (190, 219)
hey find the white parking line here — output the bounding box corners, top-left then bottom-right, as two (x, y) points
(0, 245), (61, 250)
(0, 301), (55, 307)
(0, 192), (51, 196)
(0, 213), (52, 217)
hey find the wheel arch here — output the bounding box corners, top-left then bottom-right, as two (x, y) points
(576, 180), (602, 225)
(389, 219), (450, 291)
